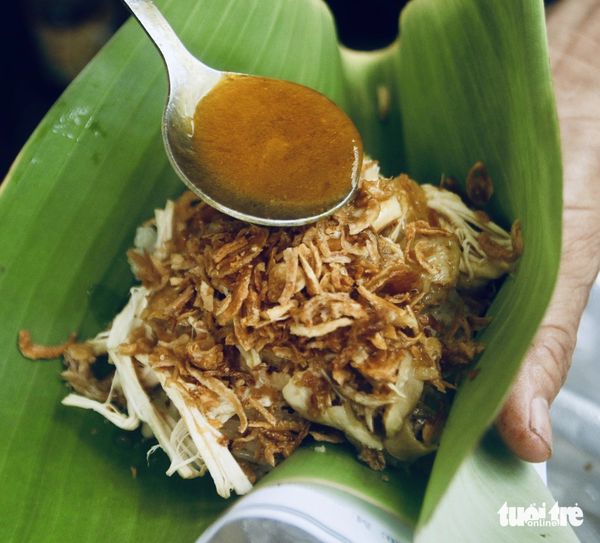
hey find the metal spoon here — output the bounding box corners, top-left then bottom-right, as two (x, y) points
(122, 0), (362, 227)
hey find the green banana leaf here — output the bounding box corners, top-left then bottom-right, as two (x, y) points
(415, 433), (578, 542)
(0, 0), (568, 540)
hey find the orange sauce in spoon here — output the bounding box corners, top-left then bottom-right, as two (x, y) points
(191, 75), (363, 221)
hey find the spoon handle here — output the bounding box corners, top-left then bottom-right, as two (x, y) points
(122, 0), (213, 84)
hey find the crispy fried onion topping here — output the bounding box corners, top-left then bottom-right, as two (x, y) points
(41, 159), (517, 495)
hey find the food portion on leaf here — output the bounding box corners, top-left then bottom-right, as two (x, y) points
(22, 160), (520, 498)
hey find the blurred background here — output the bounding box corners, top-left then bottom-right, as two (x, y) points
(1, 0), (597, 540)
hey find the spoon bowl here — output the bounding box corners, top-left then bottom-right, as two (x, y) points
(123, 0), (363, 227)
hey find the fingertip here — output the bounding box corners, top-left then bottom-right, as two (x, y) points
(497, 396), (553, 463)
(529, 396), (553, 459)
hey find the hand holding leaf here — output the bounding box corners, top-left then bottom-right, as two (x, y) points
(498, 0), (600, 462)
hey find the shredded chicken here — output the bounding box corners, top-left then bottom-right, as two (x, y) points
(20, 159), (520, 497)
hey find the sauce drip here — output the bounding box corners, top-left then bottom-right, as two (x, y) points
(190, 75), (363, 221)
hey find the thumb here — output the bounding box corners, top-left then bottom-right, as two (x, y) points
(497, 208), (600, 463)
